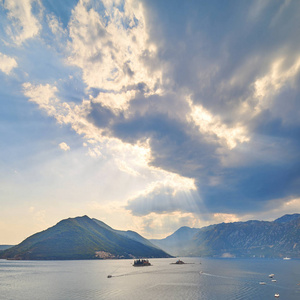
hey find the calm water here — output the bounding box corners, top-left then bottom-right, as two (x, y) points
(1, 257), (299, 300)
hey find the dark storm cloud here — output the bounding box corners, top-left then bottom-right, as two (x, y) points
(87, 0), (300, 216)
(197, 160), (300, 213)
(112, 108), (217, 175)
(87, 102), (116, 128)
(108, 91), (219, 175)
(143, 0), (300, 119)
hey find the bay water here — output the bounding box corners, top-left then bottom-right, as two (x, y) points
(1, 257), (299, 299)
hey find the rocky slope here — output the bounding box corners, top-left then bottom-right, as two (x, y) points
(150, 214), (300, 258)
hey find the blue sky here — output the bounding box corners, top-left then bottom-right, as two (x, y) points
(1, 0), (300, 244)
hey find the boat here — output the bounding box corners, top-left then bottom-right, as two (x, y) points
(269, 274), (275, 278)
(259, 282), (266, 285)
(283, 257), (291, 260)
(107, 275), (112, 278)
(133, 259), (151, 267)
(271, 279), (277, 282)
(274, 293), (280, 298)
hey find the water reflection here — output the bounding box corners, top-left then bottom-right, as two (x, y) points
(0, 258), (299, 300)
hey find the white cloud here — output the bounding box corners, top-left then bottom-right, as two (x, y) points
(254, 56), (300, 113)
(87, 201), (203, 239)
(87, 147), (102, 158)
(126, 175), (199, 217)
(138, 211), (204, 239)
(19, 0), (197, 214)
(3, 0), (42, 45)
(260, 197), (300, 220)
(45, 13), (68, 52)
(23, 82), (59, 115)
(22, 82), (100, 142)
(115, 158), (140, 176)
(2, 0), (299, 241)
(47, 14), (66, 37)
(90, 90), (136, 111)
(59, 142), (70, 151)
(0, 52), (17, 74)
(212, 213), (240, 224)
(67, 0), (162, 110)
(23, 82), (197, 204)
(226, 196), (300, 225)
(187, 97), (250, 149)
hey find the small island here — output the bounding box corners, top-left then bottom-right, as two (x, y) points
(171, 259), (185, 264)
(133, 259), (151, 267)
(171, 259), (196, 265)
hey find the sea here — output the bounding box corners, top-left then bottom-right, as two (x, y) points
(0, 257), (299, 300)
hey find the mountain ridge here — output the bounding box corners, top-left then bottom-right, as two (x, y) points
(150, 213), (300, 258)
(1, 213), (299, 260)
(0, 216), (172, 260)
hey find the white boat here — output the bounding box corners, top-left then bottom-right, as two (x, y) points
(259, 282), (266, 285)
(271, 279), (277, 282)
(283, 257), (291, 260)
(269, 274), (275, 278)
(274, 293), (280, 298)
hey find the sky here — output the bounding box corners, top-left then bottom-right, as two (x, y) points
(1, 0), (300, 244)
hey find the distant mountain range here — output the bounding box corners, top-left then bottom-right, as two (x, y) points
(1, 214), (299, 260)
(0, 216), (171, 260)
(150, 214), (300, 258)
(0, 245), (13, 251)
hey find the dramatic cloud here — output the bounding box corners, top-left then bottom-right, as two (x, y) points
(187, 97), (250, 149)
(1, 0), (300, 242)
(67, 0), (162, 111)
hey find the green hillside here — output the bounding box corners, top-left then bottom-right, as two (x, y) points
(92, 218), (160, 249)
(0, 216), (172, 260)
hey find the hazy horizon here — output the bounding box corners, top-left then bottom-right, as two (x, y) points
(3, 212), (299, 246)
(1, 0), (300, 244)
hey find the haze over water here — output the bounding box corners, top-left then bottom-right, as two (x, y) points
(1, 258), (299, 300)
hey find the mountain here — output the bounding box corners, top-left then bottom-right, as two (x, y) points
(150, 226), (201, 256)
(150, 214), (300, 258)
(0, 245), (14, 250)
(274, 213), (300, 224)
(0, 216), (172, 260)
(92, 218), (159, 249)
